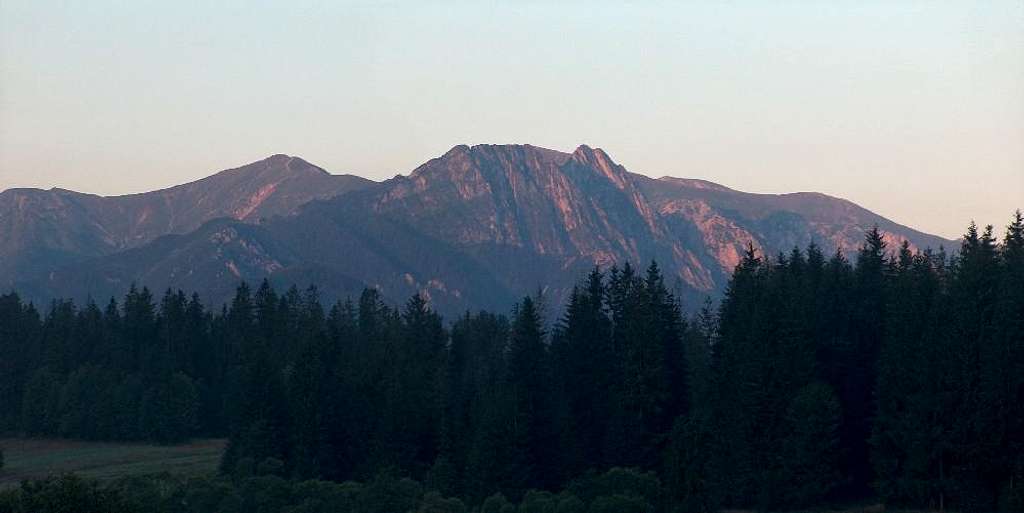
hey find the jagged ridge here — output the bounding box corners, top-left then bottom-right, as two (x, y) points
(3, 145), (952, 314)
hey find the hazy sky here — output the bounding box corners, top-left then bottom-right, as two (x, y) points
(1, 1), (1021, 239)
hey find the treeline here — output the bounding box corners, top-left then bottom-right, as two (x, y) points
(0, 286), (211, 443)
(216, 260), (691, 503)
(0, 212), (1021, 512)
(681, 217), (1024, 513)
(0, 467), (665, 513)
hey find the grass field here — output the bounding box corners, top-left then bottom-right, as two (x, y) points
(0, 437), (225, 489)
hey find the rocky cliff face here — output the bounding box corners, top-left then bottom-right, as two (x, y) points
(3, 145), (952, 314)
(376, 144), (664, 263)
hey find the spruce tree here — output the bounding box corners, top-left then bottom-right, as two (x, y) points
(506, 296), (554, 494)
(991, 211), (1024, 509)
(841, 227), (888, 495)
(946, 222), (1002, 511)
(779, 382), (842, 507)
(551, 268), (613, 477)
(220, 346), (290, 474)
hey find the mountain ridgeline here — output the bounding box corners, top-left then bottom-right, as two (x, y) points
(1, 144), (950, 313)
(0, 155), (371, 290)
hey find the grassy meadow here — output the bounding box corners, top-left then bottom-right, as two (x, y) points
(0, 437), (225, 489)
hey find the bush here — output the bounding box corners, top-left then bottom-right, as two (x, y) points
(257, 457), (285, 477)
(567, 467), (661, 505)
(518, 490), (557, 513)
(355, 473), (424, 513)
(553, 493), (585, 513)
(588, 494), (651, 513)
(0, 474), (128, 513)
(178, 477), (242, 513)
(416, 491), (466, 513)
(480, 493), (512, 513)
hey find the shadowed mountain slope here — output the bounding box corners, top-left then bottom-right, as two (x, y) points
(5, 145), (952, 314)
(0, 155), (374, 288)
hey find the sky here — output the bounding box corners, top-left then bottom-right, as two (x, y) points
(1, 1), (1021, 239)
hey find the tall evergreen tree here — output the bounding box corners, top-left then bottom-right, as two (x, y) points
(220, 346), (290, 474)
(947, 222), (1001, 511)
(551, 268), (613, 477)
(122, 285), (157, 375)
(505, 296), (555, 494)
(841, 226), (888, 495)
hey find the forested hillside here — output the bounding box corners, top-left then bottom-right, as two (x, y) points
(0, 212), (1021, 513)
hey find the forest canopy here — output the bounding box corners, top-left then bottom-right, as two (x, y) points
(0, 212), (1022, 513)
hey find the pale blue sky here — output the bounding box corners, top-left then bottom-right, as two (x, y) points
(1, 1), (1021, 239)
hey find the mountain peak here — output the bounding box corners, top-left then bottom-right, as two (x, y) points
(463, 143), (569, 160)
(442, 145), (472, 158)
(251, 154), (328, 176)
(415, 144), (571, 179)
(570, 144), (609, 163)
(570, 145), (620, 173)
(434, 143), (626, 169)
(415, 143), (632, 191)
(566, 144), (634, 190)
(572, 143), (595, 155)
(264, 153), (294, 162)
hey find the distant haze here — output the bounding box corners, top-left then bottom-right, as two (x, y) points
(1, 1), (1021, 239)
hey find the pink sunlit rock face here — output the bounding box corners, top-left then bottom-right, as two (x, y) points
(2, 144), (951, 314)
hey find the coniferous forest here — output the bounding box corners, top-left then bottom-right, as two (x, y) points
(0, 213), (1022, 513)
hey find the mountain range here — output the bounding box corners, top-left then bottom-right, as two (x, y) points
(1, 144), (951, 315)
